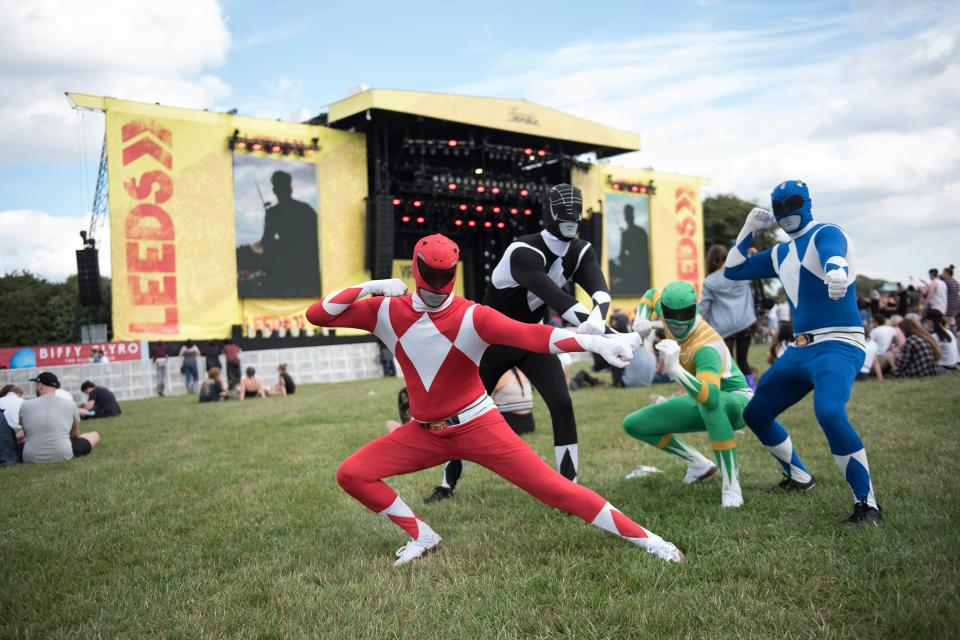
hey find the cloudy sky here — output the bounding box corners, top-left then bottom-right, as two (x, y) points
(0, 0), (956, 283)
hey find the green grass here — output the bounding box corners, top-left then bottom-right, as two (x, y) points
(2, 346), (958, 639)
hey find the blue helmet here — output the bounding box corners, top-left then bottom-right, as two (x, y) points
(770, 180), (812, 233)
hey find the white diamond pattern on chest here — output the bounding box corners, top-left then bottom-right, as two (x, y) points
(398, 313), (453, 391)
(779, 243), (802, 307)
(527, 257), (568, 310)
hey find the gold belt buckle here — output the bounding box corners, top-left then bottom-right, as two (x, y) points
(424, 420), (451, 431)
(795, 334), (813, 347)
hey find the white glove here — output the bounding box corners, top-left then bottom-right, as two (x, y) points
(632, 315), (654, 337)
(623, 332), (644, 353)
(366, 278), (408, 297)
(655, 339), (682, 377)
(825, 270), (848, 300)
(743, 207), (776, 233)
(584, 335), (634, 369)
(577, 306), (606, 335)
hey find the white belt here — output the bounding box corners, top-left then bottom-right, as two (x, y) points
(792, 326), (866, 350)
(416, 394), (495, 430)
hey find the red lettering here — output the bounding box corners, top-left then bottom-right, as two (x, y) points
(121, 120), (173, 146)
(130, 308), (179, 335)
(126, 242), (175, 272)
(124, 171), (173, 204)
(128, 275), (177, 305)
(123, 137), (172, 169)
(126, 204), (174, 241)
(675, 217), (697, 237)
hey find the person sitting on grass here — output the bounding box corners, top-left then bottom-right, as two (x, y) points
(20, 372), (100, 463)
(0, 384), (25, 431)
(882, 317), (941, 378)
(922, 309), (958, 372)
(239, 367), (266, 400)
(199, 367), (228, 403)
(78, 381), (121, 419)
(267, 363), (296, 397)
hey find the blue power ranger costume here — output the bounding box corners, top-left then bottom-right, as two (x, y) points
(724, 180), (880, 525)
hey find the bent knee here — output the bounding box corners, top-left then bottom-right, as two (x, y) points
(336, 458), (364, 489)
(742, 400), (768, 428)
(813, 401), (850, 431)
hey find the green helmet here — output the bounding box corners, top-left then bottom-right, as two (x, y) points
(660, 281), (699, 339)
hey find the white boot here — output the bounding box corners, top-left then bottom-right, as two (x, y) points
(642, 534), (686, 563)
(393, 530), (442, 566)
(683, 462), (718, 485)
(721, 484), (744, 509)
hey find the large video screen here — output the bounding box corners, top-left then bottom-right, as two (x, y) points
(234, 155), (320, 299)
(605, 192), (651, 296)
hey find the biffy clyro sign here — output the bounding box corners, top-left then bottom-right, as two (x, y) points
(0, 341), (148, 369)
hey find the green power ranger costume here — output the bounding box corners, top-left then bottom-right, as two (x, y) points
(622, 281), (753, 508)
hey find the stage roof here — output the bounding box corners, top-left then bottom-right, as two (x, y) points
(325, 89), (641, 157)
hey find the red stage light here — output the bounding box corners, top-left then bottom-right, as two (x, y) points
(491, 187), (501, 194)
(520, 189), (529, 197)
(251, 142), (263, 151)
(237, 140), (247, 149)
(401, 215), (411, 223)
(475, 205), (484, 212)
(612, 183), (621, 190)
(448, 182), (457, 190)
(510, 208), (519, 215)
(413, 200), (422, 207)
(537, 149), (546, 157)
(476, 186), (485, 193)
(467, 220), (477, 227)
(454, 219), (463, 226)
(639, 186), (648, 193)
(416, 216), (425, 223)
(523, 147), (533, 155)
(392, 198), (401, 206)
(496, 221), (506, 229)
(448, 140), (458, 147)
(305, 148), (316, 155)
(492, 206), (501, 214)
(630, 185), (639, 192)
(523, 208), (532, 216)
(459, 204), (468, 211)
(271, 145), (282, 153)
(483, 221), (493, 228)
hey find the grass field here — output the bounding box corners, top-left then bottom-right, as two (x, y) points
(2, 347), (959, 639)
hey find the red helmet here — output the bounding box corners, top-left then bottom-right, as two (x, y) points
(412, 234), (459, 307)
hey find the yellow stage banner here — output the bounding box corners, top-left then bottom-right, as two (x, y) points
(240, 299), (311, 336)
(572, 166), (706, 312)
(89, 95), (368, 340)
(391, 260), (465, 296)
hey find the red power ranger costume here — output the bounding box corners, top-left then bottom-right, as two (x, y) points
(306, 234), (683, 565)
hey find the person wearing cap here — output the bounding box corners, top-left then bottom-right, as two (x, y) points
(19, 372), (100, 463)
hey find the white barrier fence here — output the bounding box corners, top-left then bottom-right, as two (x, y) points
(0, 342), (382, 402)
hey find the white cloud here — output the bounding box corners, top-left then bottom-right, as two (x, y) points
(0, 0), (231, 163)
(0, 210), (110, 281)
(452, 2), (960, 281)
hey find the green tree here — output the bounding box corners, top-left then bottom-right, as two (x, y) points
(0, 272), (112, 346)
(702, 194), (778, 252)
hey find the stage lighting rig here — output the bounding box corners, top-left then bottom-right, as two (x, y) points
(228, 129), (320, 157)
(608, 177), (656, 195)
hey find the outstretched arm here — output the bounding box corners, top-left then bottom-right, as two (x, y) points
(656, 340), (723, 410)
(724, 208), (777, 281)
(571, 244), (612, 334)
(305, 279), (405, 332)
(510, 246), (591, 326)
(473, 305), (633, 367)
(814, 225), (851, 300)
